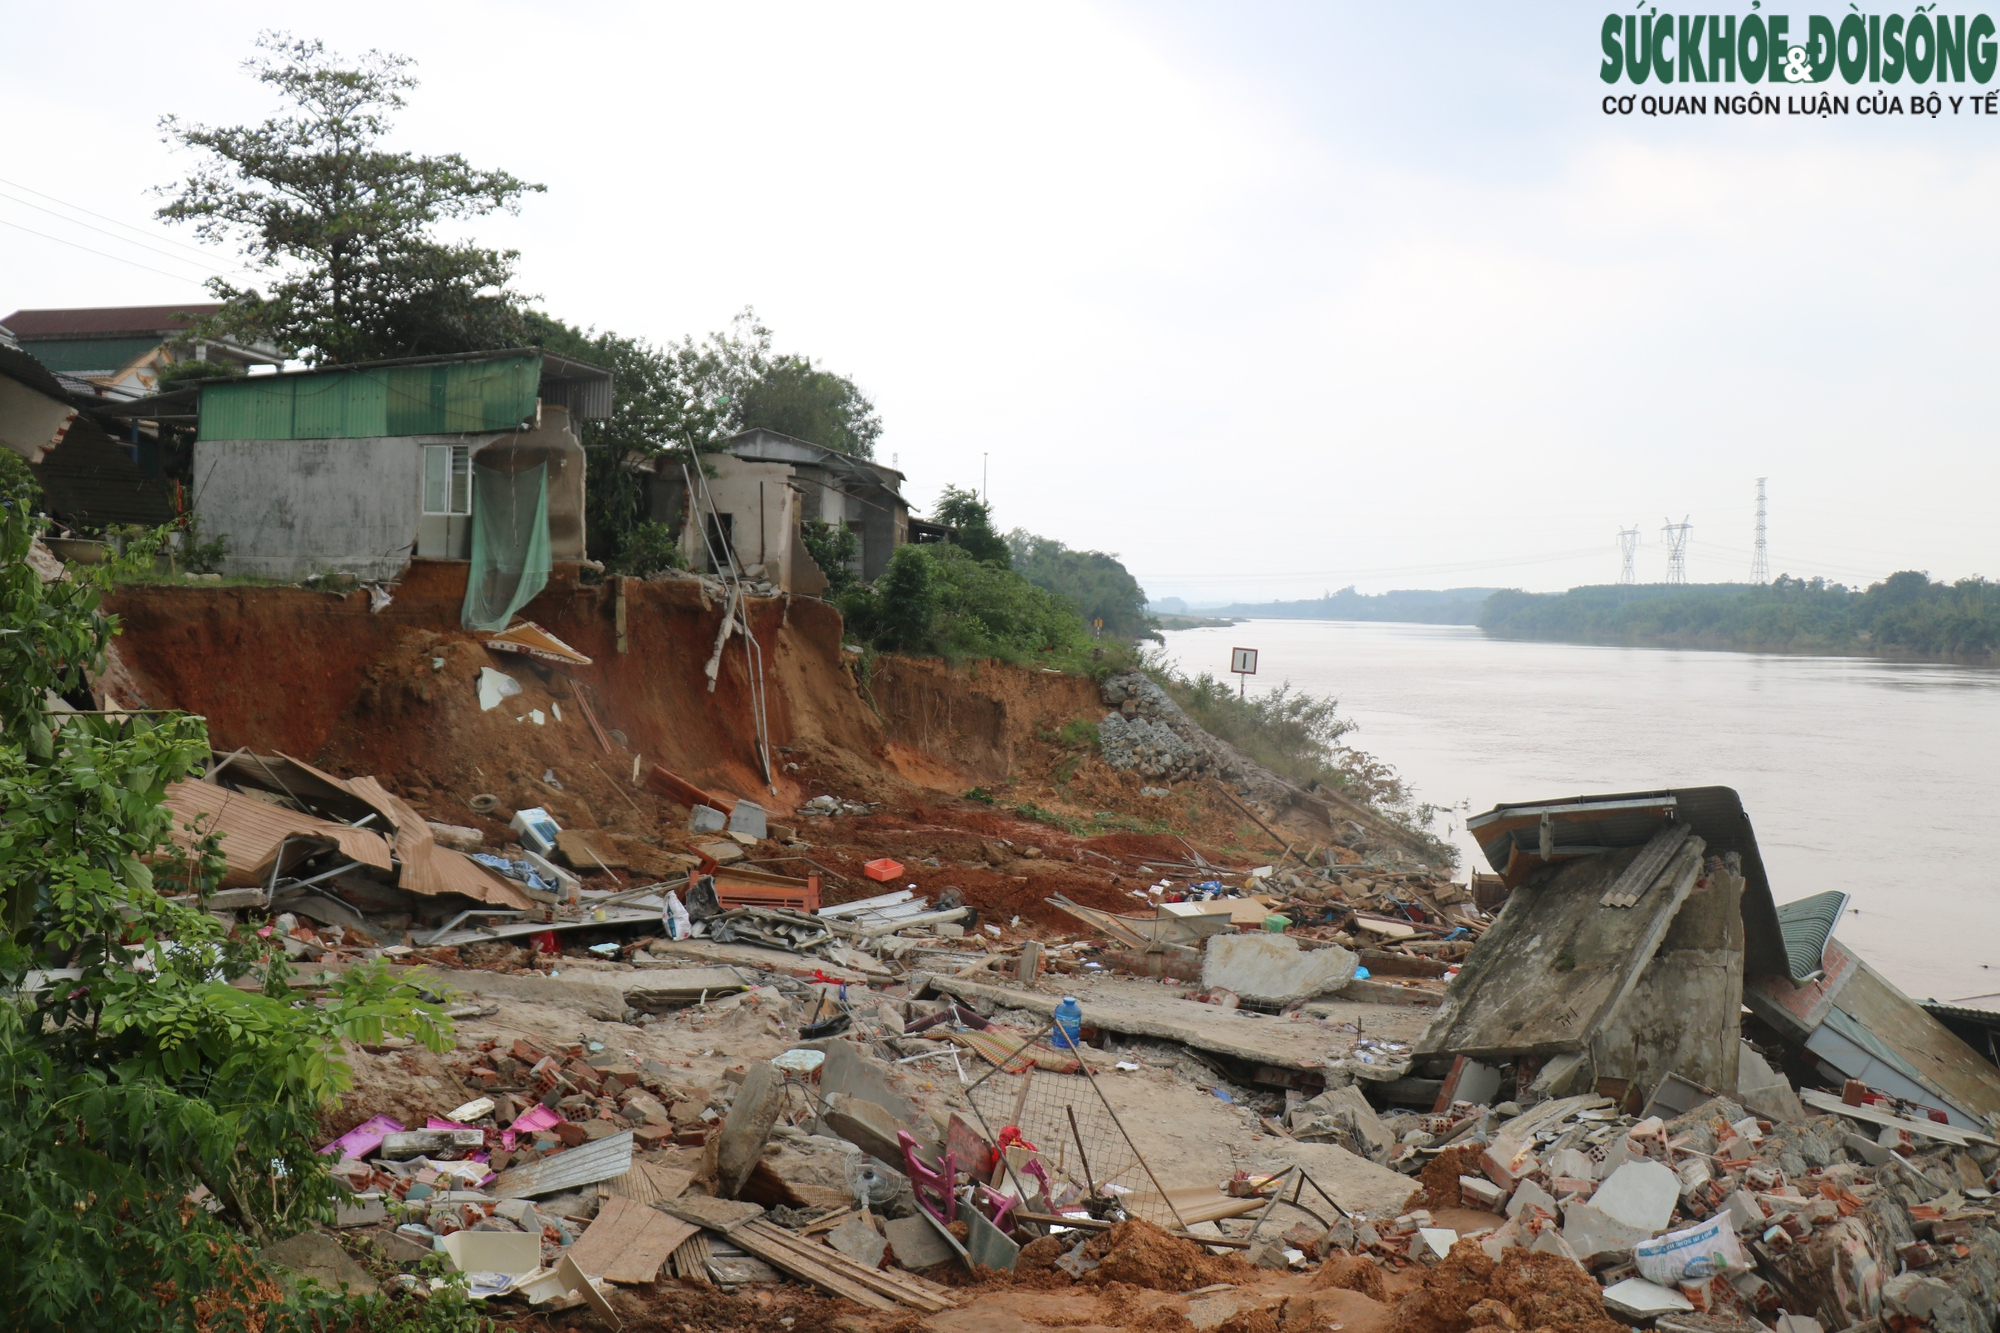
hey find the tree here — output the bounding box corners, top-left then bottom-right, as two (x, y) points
(0, 487), (453, 1329)
(931, 485), (1009, 567)
(734, 354), (882, 458)
(526, 308), (887, 563)
(157, 32), (542, 364)
(525, 310), (761, 561)
(874, 544), (937, 652)
(1005, 529), (1155, 640)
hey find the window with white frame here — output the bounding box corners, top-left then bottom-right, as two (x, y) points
(422, 444), (471, 515)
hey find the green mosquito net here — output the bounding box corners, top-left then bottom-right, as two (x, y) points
(461, 461), (550, 631)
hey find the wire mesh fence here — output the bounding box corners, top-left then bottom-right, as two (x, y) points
(960, 1030), (1188, 1230)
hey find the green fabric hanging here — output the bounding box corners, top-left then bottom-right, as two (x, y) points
(462, 461), (550, 631)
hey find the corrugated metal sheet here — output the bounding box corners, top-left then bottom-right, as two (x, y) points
(209, 753), (529, 910)
(198, 353), (543, 441)
(162, 779), (395, 888)
(1776, 890), (1849, 981)
(492, 1131), (634, 1198)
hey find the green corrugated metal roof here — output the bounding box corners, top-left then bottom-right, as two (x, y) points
(1777, 890), (1849, 981)
(197, 352), (543, 441)
(18, 336), (161, 373)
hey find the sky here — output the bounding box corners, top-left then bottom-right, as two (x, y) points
(6, 2), (1998, 604)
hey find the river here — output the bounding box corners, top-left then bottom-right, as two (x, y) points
(1158, 619), (2000, 1003)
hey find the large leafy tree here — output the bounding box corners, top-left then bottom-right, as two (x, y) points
(157, 32), (542, 364)
(527, 308), (886, 562)
(931, 485), (1010, 567)
(0, 491), (455, 1329)
(734, 353), (882, 458)
(1005, 528), (1156, 640)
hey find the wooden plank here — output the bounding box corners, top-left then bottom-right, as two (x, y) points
(599, 1161), (692, 1207)
(737, 1220), (955, 1311)
(567, 1195), (698, 1285)
(671, 1232), (711, 1284)
(730, 1223), (897, 1311)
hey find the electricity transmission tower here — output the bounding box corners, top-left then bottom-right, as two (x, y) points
(1661, 517), (1692, 585)
(1617, 527), (1640, 584)
(1751, 477), (1769, 584)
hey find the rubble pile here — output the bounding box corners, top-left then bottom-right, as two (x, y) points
(1096, 673), (1314, 823)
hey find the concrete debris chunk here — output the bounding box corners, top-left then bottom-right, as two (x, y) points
(258, 1231), (380, 1296)
(883, 1215), (954, 1270)
(825, 1214), (888, 1270)
(1200, 933), (1357, 1006)
(1590, 1159), (1680, 1234)
(1459, 1175), (1508, 1212)
(1561, 1199), (1652, 1261)
(715, 1061), (785, 1198)
(1409, 1227), (1458, 1263)
(1506, 1178), (1557, 1220)
(1601, 1277), (1696, 1320)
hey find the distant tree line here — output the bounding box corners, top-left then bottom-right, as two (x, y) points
(1480, 572), (2000, 661)
(1199, 586), (1499, 625)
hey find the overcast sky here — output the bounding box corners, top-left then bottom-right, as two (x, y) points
(7, 3), (1995, 603)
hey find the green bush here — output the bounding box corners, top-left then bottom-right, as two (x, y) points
(1145, 654), (1457, 867)
(931, 486), (1010, 567)
(614, 520), (688, 577)
(0, 451), (38, 508)
(0, 485), (453, 1331)
(800, 519), (861, 593)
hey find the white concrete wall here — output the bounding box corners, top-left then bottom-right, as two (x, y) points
(196, 435), (427, 581)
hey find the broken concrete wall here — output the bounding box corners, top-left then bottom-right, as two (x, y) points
(1587, 859), (1745, 1095)
(1418, 836), (1705, 1061)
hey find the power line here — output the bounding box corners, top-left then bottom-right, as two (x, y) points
(1661, 516), (1692, 585)
(1751, 477), (1769, 584)
(0, 175), (235, 263)
(0, 216), (213, 286)
(0, 190), (238, 275)
(1617, 526), (1640, 584)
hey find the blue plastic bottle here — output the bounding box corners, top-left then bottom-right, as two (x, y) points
(1053, 996), (1083, 1051)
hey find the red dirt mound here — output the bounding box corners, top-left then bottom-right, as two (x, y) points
(1388, 1243), (1623, 1333)
(1081, 1218), (1256, 1291)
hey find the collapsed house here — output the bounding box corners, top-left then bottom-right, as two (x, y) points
(1419, 787), (2000, 1134)
(645, 427), (913, 590)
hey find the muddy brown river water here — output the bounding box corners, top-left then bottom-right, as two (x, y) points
(1161, 619), (2000, 1004)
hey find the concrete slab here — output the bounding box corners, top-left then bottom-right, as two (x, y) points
(1602, 1277), (1695, 1320)
(1591, 1160), (1679, 1234)
(716, 1061), (785, 1197)
(1201, 934), (1356, 1006)
(1243, 1140), (1422, 1220)
(651, 937), (874, 984)
(826, 1214), (888, 1269)
(810, 1040), (915, 1126)
(917, 971), (1425, 1074)
(1561, 1199), (1652, 1260)
(884, 1214), (956, 1270)
(259, 1231), (379, 1295)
